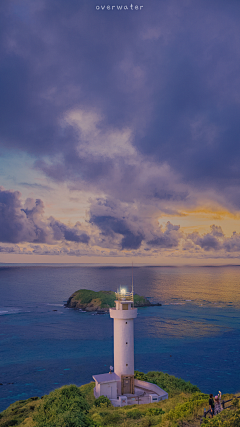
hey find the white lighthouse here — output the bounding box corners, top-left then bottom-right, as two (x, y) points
(92, 284), (168, 406)
(109, 288), (137, 395)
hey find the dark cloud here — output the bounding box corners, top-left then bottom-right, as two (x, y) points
(147, 222), (181, 248)
(90, 214), (144, 250)
(1, 1), (240, 210)
(223, 232), (240, 253)
(0, 188), (36, 243)
(3, 186), (240, 257)
(0, 245), (20, 254)
(0, 188), (89, 245)
(189, 232), (221, 251)
(187, 225), (233, 252)
(89, 199), (183, 251)
(49, 218), (90, 244)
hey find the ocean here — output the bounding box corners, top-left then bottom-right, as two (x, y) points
(0, 264), (240, 412)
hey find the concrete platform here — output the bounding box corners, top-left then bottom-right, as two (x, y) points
(110, 379), (168, 407)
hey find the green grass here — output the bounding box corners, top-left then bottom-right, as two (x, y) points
(135, 370), (200, 396)
(0, 396), (40, 427)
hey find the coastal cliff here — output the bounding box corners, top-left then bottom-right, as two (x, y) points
(65, 289), (161, 312)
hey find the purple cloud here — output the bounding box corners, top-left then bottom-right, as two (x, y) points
(90, 214), (144, 250)
(187, 225), (240, 253)
(49, 218), (90, 244)
(0, 0), (240, 211)
(147, 222), (181, 248)
(0, 188), (89, 245)
(89, 198), (183, 251)
(2, 1), (240, 261)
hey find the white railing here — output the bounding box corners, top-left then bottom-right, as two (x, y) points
(115, 291), (133, 301)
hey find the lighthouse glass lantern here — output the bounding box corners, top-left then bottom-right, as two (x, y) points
(109, 287), (137, 395)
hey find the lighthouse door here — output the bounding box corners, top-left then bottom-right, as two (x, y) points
(122, 377), (131, 394)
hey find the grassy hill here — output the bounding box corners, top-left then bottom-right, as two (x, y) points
(0, 371), (238, 427)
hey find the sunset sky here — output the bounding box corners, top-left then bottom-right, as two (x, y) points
(1, 0), (240, 264)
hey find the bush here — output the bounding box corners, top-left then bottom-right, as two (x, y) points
(101, 412), (120, 425)
(147, 408), (165, 415)
(34, 384), (94, 427)
(94, 395), (112, 408)
(232, 398), (239, 408)
(79, 382), (95, 406)
(138, 417), (152, 427)
(126, 409), (142, 419)
(1, 420), (18, 427)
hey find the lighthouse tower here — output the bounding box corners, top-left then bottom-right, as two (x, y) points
(109, 288), (137, 395)
(92, 283), (168, 405)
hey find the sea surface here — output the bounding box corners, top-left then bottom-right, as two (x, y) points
(0, 264), (240, 411)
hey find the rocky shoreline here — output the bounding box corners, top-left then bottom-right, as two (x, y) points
(65, 289), (161, 313)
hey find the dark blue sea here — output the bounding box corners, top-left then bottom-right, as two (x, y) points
(0, 264), (240, 412)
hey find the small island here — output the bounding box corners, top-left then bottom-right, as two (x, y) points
(65, 289), (161, 312)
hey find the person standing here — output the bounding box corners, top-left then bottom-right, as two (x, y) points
(209, 394), (215, 418)
(214, 391), (222, 415)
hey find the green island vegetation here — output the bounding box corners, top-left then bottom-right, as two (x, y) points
(0, 370), (238, 427)
(65, 289), (157, 311)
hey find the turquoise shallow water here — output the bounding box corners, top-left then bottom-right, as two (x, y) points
(0, 264), (240, 411)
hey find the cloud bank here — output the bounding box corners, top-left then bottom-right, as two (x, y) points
(1, 1), (240, 260)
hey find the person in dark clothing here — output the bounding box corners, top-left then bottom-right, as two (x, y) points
(209, 394), (214, 418)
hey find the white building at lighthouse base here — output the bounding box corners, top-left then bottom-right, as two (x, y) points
(92, 373), (120, 400)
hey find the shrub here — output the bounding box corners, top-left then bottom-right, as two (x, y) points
(126, 409), (142, 419)
(101, 412), (120, 425)
(79, 382), (95, 406)
(1, 420), (18, 427)
(147, 407), (165, 415)
(94, 395), (112, 408)
(34, 384), (93, 427)
(232, 398), (239, 408)
(138, 417), (152, 427)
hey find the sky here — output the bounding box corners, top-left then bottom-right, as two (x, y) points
(1, 0), (240, 264)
